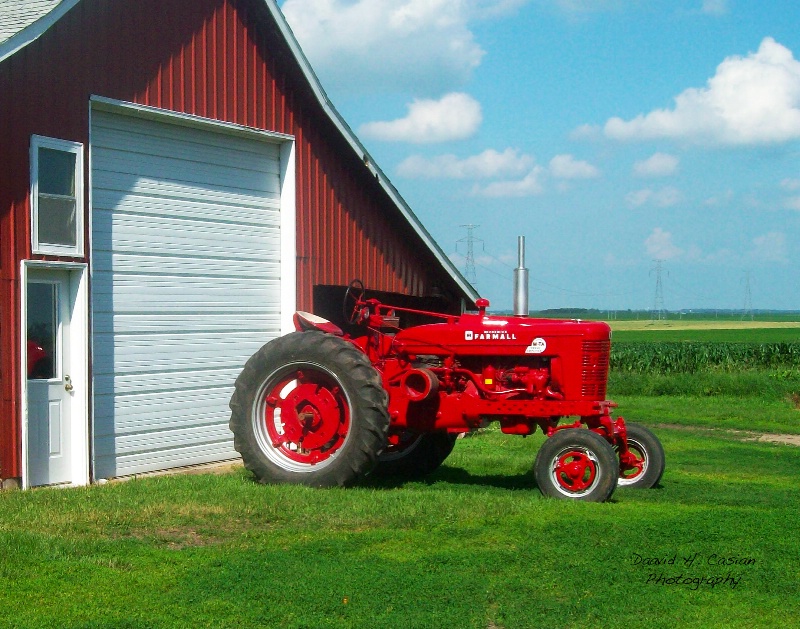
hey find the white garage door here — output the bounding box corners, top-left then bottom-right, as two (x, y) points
(91, 107), (285, 479)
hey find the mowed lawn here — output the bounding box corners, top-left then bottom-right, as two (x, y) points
(2, 318), (799, 628)
(1, 424), (798, 629)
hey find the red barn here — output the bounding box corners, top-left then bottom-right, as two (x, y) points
(0, 0), (477, 488)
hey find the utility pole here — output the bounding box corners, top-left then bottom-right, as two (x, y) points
(650, 259), (666, 321)
(742, 271), (754, 321)
(457, 224), (482, 285)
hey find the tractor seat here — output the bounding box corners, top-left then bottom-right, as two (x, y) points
(293, 311), (344, 336)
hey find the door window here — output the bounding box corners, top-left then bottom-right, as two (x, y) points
(27, 283), (57, 380)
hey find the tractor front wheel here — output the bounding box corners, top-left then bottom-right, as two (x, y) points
(617, 423), (665, 489)
(534, 429), (618, 502)
(373, 431), (458, 478)
(229, 331), (390, 487)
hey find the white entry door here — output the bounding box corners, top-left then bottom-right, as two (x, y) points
(26, 270), (73, 486)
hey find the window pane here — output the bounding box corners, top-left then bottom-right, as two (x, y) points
(37, 196), (77, 247)
(27, 283), (57, 380)
(38, 148), (76, 196)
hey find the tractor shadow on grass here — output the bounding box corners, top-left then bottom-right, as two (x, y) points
(362, 467), (639, 501)
(363, 466), (539, 493)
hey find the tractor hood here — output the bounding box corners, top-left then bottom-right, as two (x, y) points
(392, 313), (611, 358)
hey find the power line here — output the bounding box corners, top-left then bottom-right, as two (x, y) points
(664, 278), (719, 304)
(478, 247), (645, 299)
(482, 251), (514, 270)
(469, 239), (764, 310)
(476, 262), (511, 282)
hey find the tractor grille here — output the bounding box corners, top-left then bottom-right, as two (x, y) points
(581, 340), (610, 399)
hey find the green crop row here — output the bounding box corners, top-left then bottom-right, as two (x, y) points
(610, 341), (800, 374)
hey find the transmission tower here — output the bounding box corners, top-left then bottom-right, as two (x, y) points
(650, 259), (666, 321)
(457, 224), (482, 285)
(742, 271), (754, 320)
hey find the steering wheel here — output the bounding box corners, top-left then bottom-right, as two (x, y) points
(343, 279), (367, 324)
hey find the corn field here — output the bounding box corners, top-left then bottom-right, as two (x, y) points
(610, 342), (800, 374)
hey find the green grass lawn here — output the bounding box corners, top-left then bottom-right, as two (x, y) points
(1, 423), (798, 628)
(4, 321), (799, 628)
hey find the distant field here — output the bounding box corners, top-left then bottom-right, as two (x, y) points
(532, 310), (800, 324)
(609, 320), (800, 343)
(606, 318), (800, 390)
(610, 320), (800, 331)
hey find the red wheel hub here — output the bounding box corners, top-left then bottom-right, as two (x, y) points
(619, 450), (645, 481)
(553, 450), (597, 492)
(262, 369), (350, 465)
(619, 441), (647, 483)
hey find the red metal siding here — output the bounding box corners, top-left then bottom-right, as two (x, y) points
(0, 0), (464, 479)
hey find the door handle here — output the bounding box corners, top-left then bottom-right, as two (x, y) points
(64, 375), (74, 392)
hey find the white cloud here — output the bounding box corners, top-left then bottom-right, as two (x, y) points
(703, 190), (734, 207)
(472, 167), (545, 197)
(627, 189), (653, 207)
(783, 196), (800, 211)
(569, 123), (602, 141)
(778, 180), (800, 209)
(474, 254), (496, 267)
(645, 228), (683, 260)
(472, 0), (529, 18)
(449, 250), (466, 266)
(634, 153), (679, 177)
(604, 38), (800, 145)
(603, 252), (638, 268)
(397, 148), (533, 178)
(550, 0), (622, 14)
(750, 231), (788, 263)
(626, 187), (682, 208)
(700, 0), (728, 16)
(359, 93), (482, 143)
(549, 154), (600, 179)
(654, 187), (682, 207)
(281, 0), (522, 94)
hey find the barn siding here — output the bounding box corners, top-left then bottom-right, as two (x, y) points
(0, 0), (464, 480)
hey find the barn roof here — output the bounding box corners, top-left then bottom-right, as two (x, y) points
(0, 0), (479, 304)
(0, 0), (80, 59)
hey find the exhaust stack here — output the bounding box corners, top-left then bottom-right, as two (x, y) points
(513, 236), (529, 316)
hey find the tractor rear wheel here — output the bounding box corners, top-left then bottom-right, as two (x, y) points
(534, 429), (618, 502)
(229, 331), (390, 487)
(617, 423), (665, 489)
(373, 431), (458, 478)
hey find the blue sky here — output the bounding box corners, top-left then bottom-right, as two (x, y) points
(280, 0), (800, 311)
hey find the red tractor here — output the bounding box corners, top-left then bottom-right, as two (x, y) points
(229, 281), (664, 502)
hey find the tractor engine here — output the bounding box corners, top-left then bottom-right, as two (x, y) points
(380, 301), (612, 436)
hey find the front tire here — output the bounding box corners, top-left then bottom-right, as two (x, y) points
(617, 423), (665, 488)
(229, 331), (390, 487)
(534, 429), (618, 502)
